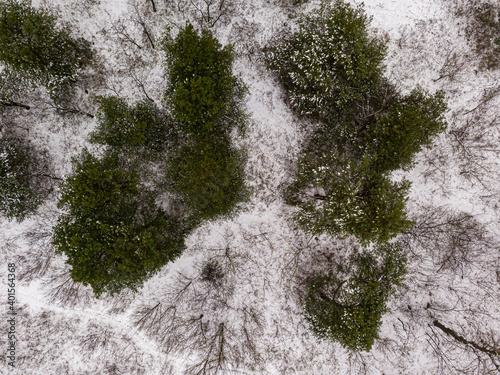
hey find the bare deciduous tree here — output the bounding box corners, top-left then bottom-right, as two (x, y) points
(448, 100), (500, 193)
(433, 49), (468, 83)
(43, 271), (95, 306)
(427, 319), (500, 374)
(132, 235), (265, 373)
(168, 0), (235, 28)
(403, 205), (494, 274)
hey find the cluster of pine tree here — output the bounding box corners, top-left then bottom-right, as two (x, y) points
(304, 243), (407, 351)
(0, 2), (246, 297)
(266, 0), (447, 351)
(52, 151), (186, 297)
(52, 23), (248, 297)
(0, 0), (451, 354)
(0, 0), (94, 221)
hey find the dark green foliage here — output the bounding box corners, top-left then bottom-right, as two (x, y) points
(267, 0), (445, 351)
(275, 1), (446, 244)
(265, 0), (386, 122)
(322, 86), (447, 174)
(0, 0), (92, 90)
(52, 151), (186, 297)
(0, 134), (50, 221)
(364, 89), (447, 173)
(168, 136), (247, 222)
(162, 23), (247, 137)
(288, 149), (413, 244)
(304, 243), (407, 351)
(91, 96), (175, 153)
(162, 23), (248, 222)
(53, 24), (249, 297)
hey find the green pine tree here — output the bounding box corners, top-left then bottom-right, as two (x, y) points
(276, 1), (446, 245)
(304, 243), (407, 351)
(289, 149), (413, 244)
(265, 0), (386, 123)
(91, 96), (175, 154)
(0, 0), (92, 91)
(167, 136), (248, 222)
(364, 89), (447, 173)
(162, 22), (246, 138)
(52, 150), (186, 297)
(162, 23), (248, 222)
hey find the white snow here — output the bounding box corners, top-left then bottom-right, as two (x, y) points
(1, 0), (499, 374)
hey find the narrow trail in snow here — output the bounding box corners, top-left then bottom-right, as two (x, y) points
(16, 283), (168, 371)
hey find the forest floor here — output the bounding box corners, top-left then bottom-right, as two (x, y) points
(1, 0), (499, 374)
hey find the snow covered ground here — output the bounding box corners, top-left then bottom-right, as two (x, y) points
(1, 0), (499, 374)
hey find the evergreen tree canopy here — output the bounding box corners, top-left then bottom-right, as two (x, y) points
(304, 243), (407, 351)
(265, 0), (386, 122)
(0, 134), (50, 221)
(0, 0), (92, 90)
(267, 0), (446, 351)
(162, 23), (248, 222)
(288, 148), (413, 244)
(91, 96), (175, 153)
(275, 1), (446, 245)
(284, 89), (445, 244)
(53, 24), (250, 296)
(52, 151), (185, 297)
(168, 136), (247, 222)
(364, 89), (447, 173)
(163, 23), (246, 137)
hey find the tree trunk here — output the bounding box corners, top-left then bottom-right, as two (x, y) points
(314, 194), (326, 200)
(433, 320), (500, 357)
(0, 100), (30, 110)
(149, 0), (157, 12)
